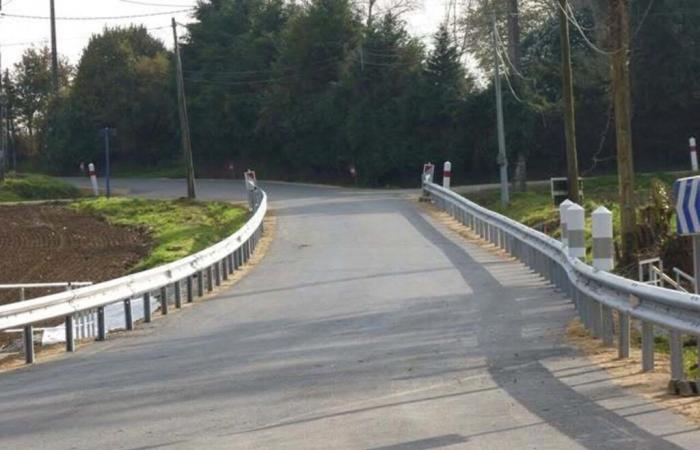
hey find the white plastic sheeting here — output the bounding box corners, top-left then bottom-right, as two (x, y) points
(41, 295), (160, 344)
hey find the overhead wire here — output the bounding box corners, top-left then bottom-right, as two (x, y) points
(0, 8), (195, 21)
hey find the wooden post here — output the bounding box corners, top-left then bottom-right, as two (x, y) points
(558, 0), (580, 203)
(609, 0), (636, 262)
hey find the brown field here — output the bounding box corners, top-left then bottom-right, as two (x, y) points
(0, 204), (150, 305)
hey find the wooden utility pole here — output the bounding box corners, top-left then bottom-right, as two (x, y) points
(172, 18), (196, 199)
(609, 0), (636, 261)
(507, 0), (528, 192)
(493, 16), (510, 206)
(49, 0), (59, 92)
(558, 0), (580, 203)
(0, 0), (5, 182)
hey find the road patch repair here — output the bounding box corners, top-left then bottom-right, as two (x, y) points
(420, 198), (700, 428)
(0, 200), (272, 371)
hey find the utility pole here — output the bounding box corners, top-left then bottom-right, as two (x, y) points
(0, 0), (5, 182)
(507, 0), (527, 192)
(101, 127), (115, 198)
(610, 0), (636, 262)
(172, 18), (196, 199)
(50, 0), (59, 91)
(558, 0), (580, 203)
(493, 16), (509, 206)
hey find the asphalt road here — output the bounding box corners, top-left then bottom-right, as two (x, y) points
(1, 179), (699, 449)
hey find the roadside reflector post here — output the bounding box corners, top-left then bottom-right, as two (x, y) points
(88, 163), (99, 196)
(566, 203), (585, 260)
(691, 137), (698, 172)
(443, 161), (452, 189)
(592, 206), (614, 271)
(559, 199), (573, 247)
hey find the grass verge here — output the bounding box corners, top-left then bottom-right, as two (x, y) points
(71, 197), (249, 272)
(461, 171), (689, 265)
(0, 173), (81, 201)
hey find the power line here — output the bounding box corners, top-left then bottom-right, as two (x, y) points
(117, 0), (195, 7)
(0, 8), (194, 21)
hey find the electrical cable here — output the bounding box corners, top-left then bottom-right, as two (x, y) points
(117, 0), (195, 7)
(0, 8), (194, 21)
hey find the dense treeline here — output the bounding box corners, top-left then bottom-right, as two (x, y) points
(4, 0), (700, 186)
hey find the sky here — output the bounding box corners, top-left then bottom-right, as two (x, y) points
(0, 0), (451, 69)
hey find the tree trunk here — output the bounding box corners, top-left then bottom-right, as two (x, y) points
(609, 0), (636, 263)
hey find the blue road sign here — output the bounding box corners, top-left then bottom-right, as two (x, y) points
(674, 176), (700, 235)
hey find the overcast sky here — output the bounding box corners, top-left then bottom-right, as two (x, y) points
(0, 0), (450, 69)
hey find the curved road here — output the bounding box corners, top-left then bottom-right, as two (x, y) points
(1, 179), (698, 449)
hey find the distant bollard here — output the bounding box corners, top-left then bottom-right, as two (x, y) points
(88, 163), (99, 196)
(559, 199), (573, 247)
(691, 137), (698, 172)
(443, 161), (452, 189)
(592, 206), (614, 271)
(567, 203), (585, 260)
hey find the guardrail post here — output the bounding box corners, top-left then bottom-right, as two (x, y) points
(186, 276), (194, 303)
(96, 307), (106, 341)
(228, 254), (234, 274)
(618, 313), (630, 359)
(124, 298), (133, 330)
(144, 292), (152, 323)
(601, 305), (614, 346)
(207, 266), (214, 292)
(222, 258), (229, 281)
(214, 262), (222, 286)
(559, 199), (573, 247)
(670, 330), (684, 380)
(642, 321), (655, 372)
(174, 281), (182, 309)
(160, 286), (169, 315)
(65, 315), (75, 352)
(23, 325), (35, 364)
(567, 204), (585, 260)
(197, 271), (204, 297)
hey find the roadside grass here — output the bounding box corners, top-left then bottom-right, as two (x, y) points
(0, 173), (81, 201)
(462, 171), (691, 264)
(71, 197), (249, 272)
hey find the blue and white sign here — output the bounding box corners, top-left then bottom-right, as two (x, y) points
(674, 176), (700, 235)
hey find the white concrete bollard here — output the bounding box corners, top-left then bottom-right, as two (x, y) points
(559, 199), (574, 247)
(691, 137), (698, 172)
(592, 206), (614, 270)
(443, 161), (452, 189)
(88, 163), (99, 196)
(567, 203), (585, 260)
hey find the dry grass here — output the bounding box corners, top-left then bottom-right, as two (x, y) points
(567, 319), (700, 425)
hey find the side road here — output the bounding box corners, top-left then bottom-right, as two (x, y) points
(0, 180), (697, 449)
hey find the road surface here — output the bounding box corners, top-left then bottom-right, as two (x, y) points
(0, 179), (698, 449)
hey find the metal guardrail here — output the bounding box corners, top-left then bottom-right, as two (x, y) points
(425, 181), (700, 383)
(0, 188), (267, 364)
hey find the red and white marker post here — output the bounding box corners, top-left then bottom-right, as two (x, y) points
(690, 137), (698, 172)
(88, 163), (99, 196)
(443, 161), (452, 189)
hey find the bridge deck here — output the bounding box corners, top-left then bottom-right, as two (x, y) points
(0, 180), (698, 449)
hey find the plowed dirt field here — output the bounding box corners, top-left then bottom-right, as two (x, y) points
(0, 204), (150, 305)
